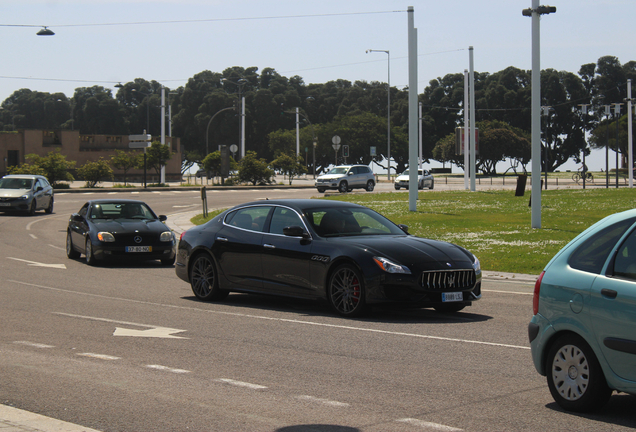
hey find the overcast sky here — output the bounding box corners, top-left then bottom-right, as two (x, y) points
(2, 0), (633, 171)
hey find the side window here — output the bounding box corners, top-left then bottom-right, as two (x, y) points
(33, 180), (40, 190)
(269, 207), (303, 235)
(360, 166), (370, 174)
(612, 228), (636, 280)
(569, 218), (636, 274)
(225, 206), (271, 232)
(79, 204), (89, 218)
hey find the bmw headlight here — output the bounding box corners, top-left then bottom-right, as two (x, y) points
(160, 231), (174, 242)
(97, 232), (115, 242)
(373, 256), (411, 274)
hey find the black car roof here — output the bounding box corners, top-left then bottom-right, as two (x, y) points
(231, 199), (364, 212)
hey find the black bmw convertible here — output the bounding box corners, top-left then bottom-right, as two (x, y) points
(175, 199), (481, 317)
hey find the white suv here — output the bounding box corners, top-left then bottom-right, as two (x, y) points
(315, 165), (375, 193)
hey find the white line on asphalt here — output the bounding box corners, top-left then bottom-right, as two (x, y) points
(78, 353), (120, 360)
(10, 280), (530, 350)
(483, 289), (533, 296)
(397, 418), (463, 431)
(215, 378), (268, 390)
(49, 244), (65, 251)
(146, 364), (190, 374)
(295, 395), (349, 407)
(13, 341), (55, 348)
(29, 234), (37, 239)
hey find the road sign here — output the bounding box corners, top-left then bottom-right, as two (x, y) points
(332, 135), (341, 145)
(129, 134), (151, 149)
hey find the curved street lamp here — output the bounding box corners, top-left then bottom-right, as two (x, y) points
(205, 106), (236, 155)
(220, 78), (248, 158)
(366, 49), (391, 181)
(132, 88), (153, 135)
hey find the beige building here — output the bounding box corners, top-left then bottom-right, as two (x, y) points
(0, 129), (182, 183)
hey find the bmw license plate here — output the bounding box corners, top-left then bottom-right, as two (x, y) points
(126, 246), (151, 252)
(442, 292), (463, 302)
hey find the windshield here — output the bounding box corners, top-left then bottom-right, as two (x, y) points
(89, 202), (157, 220)
(0, 178), (33, 190)
(304, 207), (406, 237)
(400, 170), (423, 176)
(326, 167), (349, 175)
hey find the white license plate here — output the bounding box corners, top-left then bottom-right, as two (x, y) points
(126, 246), (151, 252)
(442, 292), (463, 302)
(0, 202), (11, 207)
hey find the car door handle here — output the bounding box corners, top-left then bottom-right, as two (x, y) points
(263, 244), (276, 249)
(601, 289), (618, 299)
(217, 237), (228, 242)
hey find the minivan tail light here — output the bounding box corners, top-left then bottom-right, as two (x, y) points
(533, 271), (545, 315)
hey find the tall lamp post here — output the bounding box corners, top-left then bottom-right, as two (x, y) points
(613, 103), (623, 188)
(366, 49), (391, 181)
(578, 104), (591, 189)
(220, 78), (247, 158)
(285, 106), (317, 177)
(522, 2), (556, 229)
(132, 88), (153, 135)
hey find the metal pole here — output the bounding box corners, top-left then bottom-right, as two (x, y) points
(241, 94), (246, 159)
(418, 102), (423, 172)
(160, 86), (166, 184)
(296, 107), (300, 157)
(407, 7), (418, 211)
(530, 0), (541, 228)
(615, 103), (622, 188)
(628, 80), (633, 188)
(469, 47), (476, 192)
(605, 105), (611, 188)
(387, 51), (391, 182)
(464, 69), (469, 190)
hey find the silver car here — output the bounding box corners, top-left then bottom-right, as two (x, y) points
(315, 165), (376, 193)
(394, 169), (434, 190)
(0, 174), (54, 215)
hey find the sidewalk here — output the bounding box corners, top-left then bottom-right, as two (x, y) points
(0, 404), (101, 432)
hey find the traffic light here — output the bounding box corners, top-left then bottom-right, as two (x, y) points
(343, 145), (349, 158)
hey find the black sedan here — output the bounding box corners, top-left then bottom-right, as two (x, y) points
(175, 199), (481, 317)
(66, 199), (176, 266)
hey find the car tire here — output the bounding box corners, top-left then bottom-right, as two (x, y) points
(366, 181), (375, 192)
(546, 333), (612, 412)
(433, 303), (466, 313)
(317, 187), (326, 193)
(85, 238), (98, 266)
(66, 231), (80, 259)
(189, 253), (229, 301)
(338, 181), (348, 193)
(45, 197), (54, 214)
(429, 179), (434, 190)
(28, 200), (36, 216)
(394, 185), (400, 190)
(328, 264), (367, 317)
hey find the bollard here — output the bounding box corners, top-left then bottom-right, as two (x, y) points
(200, 186), (208, 218)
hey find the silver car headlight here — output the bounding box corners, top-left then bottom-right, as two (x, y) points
(160, 231), (174, 242)
(19, 194), (30, 200)
(472, 256), (481, 272)
(373, 256), (411, 274)
(97, 232), (115, 242)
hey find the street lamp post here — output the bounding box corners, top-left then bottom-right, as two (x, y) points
(285, 107), (317, 176)
(220, 78), (247, 158)
(541, 106), (552, 190)
(578, 104), (591, 189)
(132, 88), (152, 135)
(205, 106), (236, 155)
(613, 103), (623, 188)
(366, 49), (391, 181)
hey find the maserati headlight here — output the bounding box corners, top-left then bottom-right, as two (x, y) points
(373, 256), (411, 274)
(97, 232), (115, 242)
(472, 256), (481, 272)
(160, 231), (174, 242)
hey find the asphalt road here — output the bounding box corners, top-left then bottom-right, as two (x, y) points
(1, 186), (634, 432)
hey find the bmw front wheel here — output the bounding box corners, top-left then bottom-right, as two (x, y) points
(190, 253), (229, 301)
(546, 334), (612, 412)
(328, 264), (366, 317)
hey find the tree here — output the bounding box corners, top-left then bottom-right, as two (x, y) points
(12, 149), (75, 187)
(77, 158), (114, 188)
(271, 153), (306, 185)
(237, 151), (274, 185)
(110, 150), (142, 186)
(145, 141), (174, 182)
(202, 150), (237, 182)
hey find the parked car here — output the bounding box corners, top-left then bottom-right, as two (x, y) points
(394, 169), (434, 190)
(0, 174), (54, 215)
(315, 165), (375, 193)
(175, 199), (481, 317)
(66, 199), (176, 266)
(529, 208), (636, 412)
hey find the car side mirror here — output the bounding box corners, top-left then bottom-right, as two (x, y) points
(348, 172), (353, 176)
(283, 225), (310, 239)
(159, 215), (167, 222)
(36, 186), (43, 192)
(398, 224), (409, 234)
(72, 213), (83, 222)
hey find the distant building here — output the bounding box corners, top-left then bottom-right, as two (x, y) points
(0, 129), (182, 182)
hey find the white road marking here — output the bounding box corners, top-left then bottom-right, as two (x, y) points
(13, 341), (54, 349)
(8, 257), (66, 269)
(483, 289), (533, 296)
(49, 244), (65, 251)
(53, 312), (188, 339)
(172, 204), (198, 208)
(397, 418), (463, 431)
(10, 281), (527, 350)
(29, 234), (37, 239)
(295, 395), (349, 407)
(215, 378), (267, 390)
(146, 365), (190, 374)
(78, 353), (120, 360)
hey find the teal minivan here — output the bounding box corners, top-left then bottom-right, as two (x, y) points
(529, 209), (636, 412)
